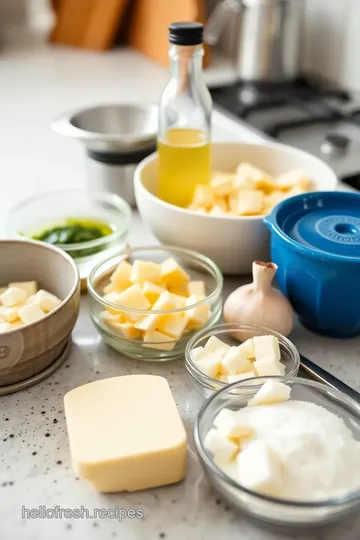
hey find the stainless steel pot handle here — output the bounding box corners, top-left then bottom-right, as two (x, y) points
(204, 0), (242, 45)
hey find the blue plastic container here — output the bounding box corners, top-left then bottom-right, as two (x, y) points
(263, 191), (360, 338)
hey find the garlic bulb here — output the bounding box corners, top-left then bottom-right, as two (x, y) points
(223, 261), (293, 339)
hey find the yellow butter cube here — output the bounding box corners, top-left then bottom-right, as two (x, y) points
(0, 306), (19, 323)
(142, 281), (165, 304)
(108, 321), (142, 340)
(236, 190), (264, 216)
(236, 163), (272, 185)
(276, 169), (312, 190)
(9, 281), (37, 298)
(188, 281), (206, 298)
(168, 284), (188, 297)
(170, 293), (187, 309)
(191, 185), (215, 209)
(110, 260), (132, 289)
(134, 313), (162, 332)
(210, 173), (234, 196)
(152, 291), (177, 310)
(160, 258), (190, 288)
(100, 310), (123, 325)
(185, 294), (210, 330)
(157, 314), (188, 340)
(142, 331), (176, 351)
(115, 284), (151, 322)
(131, 260), (161, 284)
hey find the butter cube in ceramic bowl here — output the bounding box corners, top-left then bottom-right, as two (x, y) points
(87, 246), (223, 361)
(0, 239), (80, 388)
(185, 323), (300, 398)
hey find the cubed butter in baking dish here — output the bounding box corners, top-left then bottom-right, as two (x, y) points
(64, 375), (187, 492)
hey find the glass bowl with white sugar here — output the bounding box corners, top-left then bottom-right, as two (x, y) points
(194, 376), (360, 528)
(185, 323), (300, 398)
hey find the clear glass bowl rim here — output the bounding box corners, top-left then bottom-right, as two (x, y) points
(7, 188), (132, 252)
(194, 375), (360, 508)
(87, 245), (224, 315)
(185, 322), (300, 389)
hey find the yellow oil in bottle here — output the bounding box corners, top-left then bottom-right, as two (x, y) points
(157, 128), (211, 207)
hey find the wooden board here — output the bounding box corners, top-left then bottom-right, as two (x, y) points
(128, 0), (210, 67)
(50, 0), (93, 47)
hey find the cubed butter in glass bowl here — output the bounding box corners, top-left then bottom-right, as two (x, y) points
(87, 246), (223, 361)
(185, 323), (300, 398)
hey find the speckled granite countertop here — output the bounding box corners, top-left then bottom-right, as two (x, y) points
(1, 41), (360, 540)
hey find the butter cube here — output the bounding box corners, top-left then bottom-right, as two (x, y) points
(191, 185), (215, 209)
(142, 281), (165, 304)
(0, 322), (11, 332)
(227, 372), (256, 384)
(208, 205), (228, 217)
(236, 190), (264, 216)
(142, 330), (175, 351)
(204, 335), (229, 354)
(160, 258), (190, 288)
(204, 428), (238, 463)
(276, 169), (311, 190)
(253, 335), (280, 362)
(253, 358), (285, 377)
(115, 284), (151, 322)
(236, 163), (272, 185)
(0, 307), (19, 323)
(248, 380), (291, 407)
(238, 338), (255, 359)
(196, 353), (221, 378)
(152, 291), (177, 311)
(18, 303), (46, 324)
(214, 197), (229, 212)
(103, 283), (117, 295)
(9, 281), (37, 298)
(100, 310), (123, 325)
(64, 375), (187, 492)
(110, 260), (132, 289)
(131, 260), (161, 284)
(168, 284), (188, 297)
(233, 175), (256, 191)
(237, 440), (283, 496)
(190, 346), (206, 362)
(170, 293), (187, 309)
(221, 347), (251, 375)
(32, 290), (61, 313)
(108, 321), (142, 340)
(213, 409), (253, 439)
(157, 314), (188, 340)
(134, 314), (162, 332)
(185, 295), (210, 330)
(210, 172), (234, 196)
(0, 287), (26, 307)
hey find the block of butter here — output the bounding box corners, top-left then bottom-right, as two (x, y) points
(64, 375), (187, 493)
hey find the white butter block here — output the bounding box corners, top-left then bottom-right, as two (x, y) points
(9, 281), (37, 298)
(187, 281), (206, 298)
(213, 409), (253, 439)
(253, 335), (281, 362)
(64, 375), (187, 492)
(236, 190), (264, 216)
(210, 173), (234, 196)
(18, 303), (46, 324)
(204, 335), (229, 354)
(237, 440), (283, 496)
(160, 258), (190, 288)
(221, 347), (251, 376)
(185, 295), (210, 329)
(190, 346), (206, 362)
(227, 372), (257, 384)
(196, 353), (221, 378)
(110, 260), (132, 289)
(0, 322), (11, 332)
(131, 260), (161, 284)
(0, 287), (26, 307)
(239, 338), (255, 359)
(248, 380), (291, 407)
(32, 290), (61, 313)
(157, 314), (187, 340)
(116, 284), (151, 322)
(204, 428), (238, 463)
(0, 306), (19, 323)
(142, 330), (175, 351)
(253, 358), (285, 377)
(142, 281), (165, 304)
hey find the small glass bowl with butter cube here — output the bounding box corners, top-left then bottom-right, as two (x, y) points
(185, 323), (300, 398)
(87, 246), (223, 361)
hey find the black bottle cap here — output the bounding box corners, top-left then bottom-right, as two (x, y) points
(169, 22), (204, 46)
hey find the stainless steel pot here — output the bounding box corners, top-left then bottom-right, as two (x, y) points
(205, 0), (303, 83)
(52, 104), (158, 207)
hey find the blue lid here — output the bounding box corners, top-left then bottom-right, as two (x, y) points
(264, 192), (360, 261)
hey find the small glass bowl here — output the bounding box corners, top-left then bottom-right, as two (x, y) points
(194, 376), (360, 528)
(7, 189), (132, 283)
(87, 245), (223, 361)
(185, 323), (300, 398)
